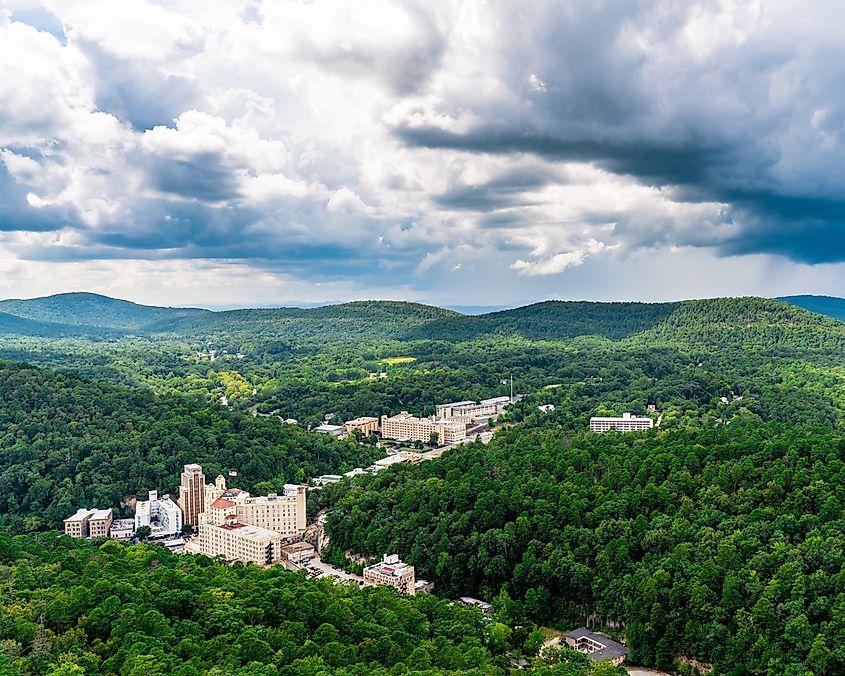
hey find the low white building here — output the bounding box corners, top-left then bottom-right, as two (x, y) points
(314, 424), (346, 438)
(135, 490), (183, 537)
(109, 519), (136, 540)
(589, 412), (654, 433)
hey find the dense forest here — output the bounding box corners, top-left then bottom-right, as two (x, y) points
(0, 362), (381, 532)
(0, 532), (628, 675)
(2, 293), (845, 674)
(319, 423), (845, 674)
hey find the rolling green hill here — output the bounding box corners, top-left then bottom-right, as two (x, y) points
(0, 361), (380, 532)
(404, 300), (677, 342)
(0, 310), (119, 338)
(0, 292), (208, 331)
(631, 296), (845, 354)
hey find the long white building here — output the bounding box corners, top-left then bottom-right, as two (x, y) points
(589, 412), (654, 433)
(135, 490), (183, 537)
(436, 396), (511, 420)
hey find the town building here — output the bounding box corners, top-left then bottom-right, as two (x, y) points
(459, 597), (494, 613)
(414, 579), (434, 593)
(230, 485), (307, 538)
(313, 474), (343, 486)
(64, 508), (113, 539)
(343, 416), (380, 437)
(204, 475), (249, 509)
(178, 463), (205, 527)
(185, 515), (283, 566)
(371, 451), (419, 472)
(314, 424), (346, 437)
(109, 519), (136, 540)
(135, 490), (183, 537)
(589, 412), (654, 433)
(280, 541), (317, 567)
(380, 412), (467, 446)
(538, 404), (556, 413)
(363, 554), (416, 594)
(436, 396), (511, 419)
(200, 477), (307, 538)
(564, 629), (628, 666)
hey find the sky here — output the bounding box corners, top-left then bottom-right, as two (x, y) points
(1, 0), (845, 308)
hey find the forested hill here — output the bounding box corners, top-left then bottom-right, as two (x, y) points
(781, 294), (845, 322)
(0, 534), (621, 676)
(4, 292), (843, 347)
(0, 292), (208, 331)
(0, 310), (119, 339)
(632, 297), (845, 353)
(320, 422), (845, 674)
(0, 362), (380, 532)
(402, 300), (677, 342)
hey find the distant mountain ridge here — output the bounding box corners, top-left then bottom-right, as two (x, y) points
(779, 295), (845, 322)
(1, 291), (844, 346)
(0, 292), (208, 332)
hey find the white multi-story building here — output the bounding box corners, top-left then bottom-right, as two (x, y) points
(135, 490), (183, 537)
(436, 396), (512, 419)
(380, 412), (467, 446)
(185, 516), (283, 566)
(589, 412), (654, 433)
(363, 554), (416, 594)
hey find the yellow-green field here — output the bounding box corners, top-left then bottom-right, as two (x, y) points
(382, 356), (417, 365)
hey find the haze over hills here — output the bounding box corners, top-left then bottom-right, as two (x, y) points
(779, 294), (845, 322)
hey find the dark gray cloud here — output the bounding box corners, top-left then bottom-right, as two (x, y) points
(77, 39), (203, 131)
(0, 162), (76, 233)
(392, 0), (845, 266)
(150, 152), (242, 202)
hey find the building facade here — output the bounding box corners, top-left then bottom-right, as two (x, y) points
(200, 480), (307, 539)
(564, 629), (628, 666)
(380, 412), (467, 446)
(185, 516), (283, 566)
(109, 519), (136, 539)
(343, 416), (380, 436)
(314, 424), (346, 437)
(64, 508), (113, 539)
(363, 554), (416, 594)
(178, 463), (205, 526)
(135, 490), (183, 537)
(436, 396), (511, 419)
(589, 412), (654, 433)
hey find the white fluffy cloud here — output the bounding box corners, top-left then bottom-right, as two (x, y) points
(1, 0), (845, 305)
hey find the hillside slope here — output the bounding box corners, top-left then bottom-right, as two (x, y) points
(631, 297), (845, 354)
(0, 310), (119, 338)
(0, 292), (208, 331)
(0, 362), (380, 532)
(403, 300), (677, 342)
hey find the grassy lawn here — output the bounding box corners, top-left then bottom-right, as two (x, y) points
(382, 356), (417, 365)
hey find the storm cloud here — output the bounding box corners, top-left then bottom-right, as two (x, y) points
(1, 0), (845, 305)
